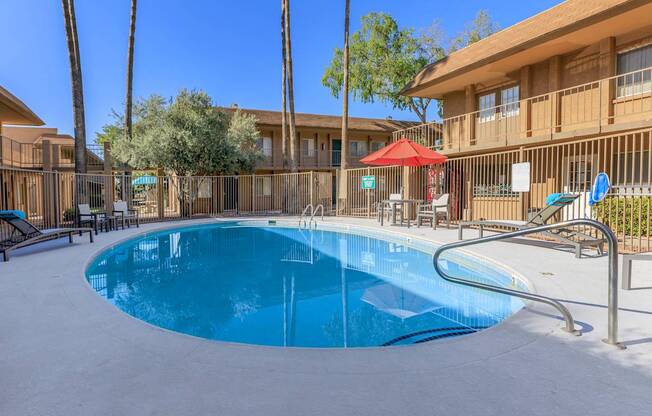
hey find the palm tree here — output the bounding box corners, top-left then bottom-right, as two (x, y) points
(281, 0), (288, 169)
(340, 0), (350, 170)
(61, 0), (87, 173)
(283, 0), (298, 172)
(125, 0), (138, 142)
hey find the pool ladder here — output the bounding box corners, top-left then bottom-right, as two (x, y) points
(432, 219), (623, 348)
(299, 204), (324, 229)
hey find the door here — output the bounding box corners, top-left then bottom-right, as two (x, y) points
(332, 139), (342, 167)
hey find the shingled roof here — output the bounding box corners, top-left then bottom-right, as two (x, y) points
(220, 107), (419, 133)
(402, 0), (650, 96)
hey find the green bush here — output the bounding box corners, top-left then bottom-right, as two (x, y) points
(593, 196), (651, 237)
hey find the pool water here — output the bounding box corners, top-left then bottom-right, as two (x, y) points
(86, 223), (524, 348)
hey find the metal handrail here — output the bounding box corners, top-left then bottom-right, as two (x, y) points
(309, 204), (324, 228)
(299, 204), (314, 228)
(432, 219), (623, 348)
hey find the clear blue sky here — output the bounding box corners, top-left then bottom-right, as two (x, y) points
(1, 0), (560, 142)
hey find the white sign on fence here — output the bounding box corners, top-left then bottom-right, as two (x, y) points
(511, 162), (531, 192)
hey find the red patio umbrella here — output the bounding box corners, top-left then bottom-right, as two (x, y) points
(360, 138), (447, 167)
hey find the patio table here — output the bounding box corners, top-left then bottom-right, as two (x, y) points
(379, 199), (424, 228)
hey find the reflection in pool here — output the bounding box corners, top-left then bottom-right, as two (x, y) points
(86, 223), (524, 348)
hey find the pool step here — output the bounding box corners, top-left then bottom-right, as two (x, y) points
(381, 326), (488, 346)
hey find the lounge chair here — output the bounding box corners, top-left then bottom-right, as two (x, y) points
(0, 210), (93, 262)
(113, 200), (139, 228)
(78, 204), (111, 235)
(416, 193), (450, 229)
(458, 194), (604, 258)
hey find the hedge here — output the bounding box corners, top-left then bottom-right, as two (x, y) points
(593, 196), (652, 237)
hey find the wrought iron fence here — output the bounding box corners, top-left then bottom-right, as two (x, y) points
(0, 167), (332, 242)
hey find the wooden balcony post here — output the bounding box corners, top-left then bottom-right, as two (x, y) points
(549, 56), (562, 135)
(520, 66), (532, 140)
(465, 85), (476, 148)
(599, 37), (616, 128)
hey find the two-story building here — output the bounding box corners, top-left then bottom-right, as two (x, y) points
(396, 0), (652, 251)
(222, 107), (418, 173)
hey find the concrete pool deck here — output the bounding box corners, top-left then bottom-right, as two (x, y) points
(1, 217), (651, 416)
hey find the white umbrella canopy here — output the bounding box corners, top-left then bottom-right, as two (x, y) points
(361, 284), (442, 320)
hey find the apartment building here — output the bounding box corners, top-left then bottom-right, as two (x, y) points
(395, 0), (652, 251)
(223, 108), (418, 172)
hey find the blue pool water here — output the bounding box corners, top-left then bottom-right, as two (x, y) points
(85, 222), (524, 348)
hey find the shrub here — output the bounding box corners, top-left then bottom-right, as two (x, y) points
(593, 196), (651, 237)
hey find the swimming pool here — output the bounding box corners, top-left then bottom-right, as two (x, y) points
(85, 222), (525, 348)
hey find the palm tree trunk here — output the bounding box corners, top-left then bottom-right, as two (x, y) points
(125, 0), (137, 143)
(61, 0), (87, 174)
(281, 0), (288, 170)
(340, 0), (350, 170)
(283, 0), (298, 172)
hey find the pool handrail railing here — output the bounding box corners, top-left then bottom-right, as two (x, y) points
(432, 218), (623, 349)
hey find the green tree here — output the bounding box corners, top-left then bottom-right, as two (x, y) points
(322, 13), (442, 123)
(322, 11), (498, 123)
(449, 10), (499, 52)
(106, 90), (262, 176)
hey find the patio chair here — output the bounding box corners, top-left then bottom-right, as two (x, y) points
(416, 193), (450, 229)
(0, 210), (93, 262)
(458, 193), (604, 258)
(77, 204), (111, 235)
(113, 200), (139, 229)
(378, 193), (404, 225)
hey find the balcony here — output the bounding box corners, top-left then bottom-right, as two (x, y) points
(393, 66), (652, 154)
(0, 137), (107, 171)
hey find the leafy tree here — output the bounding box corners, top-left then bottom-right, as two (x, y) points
(322, 11), (498, 123)
(104, 89), (262, 176)
(449, 10), (499, 52)
(322, 13), (443, 123)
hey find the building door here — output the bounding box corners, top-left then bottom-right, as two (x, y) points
(332, 139), (342, 167)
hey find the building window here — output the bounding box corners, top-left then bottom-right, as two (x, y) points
(302, 138), (315, 157)
(501, 86), (520, 118)
(255, 177), (272, 197)
(370, 141), (384, 153)
(616, 44), (652, 98)
(257, 137), (273, 157)
(472, 162), (517, 197)
(350, 141), (368, 157)
(478, 93), (496, 123)
(567, 156), (593, 192)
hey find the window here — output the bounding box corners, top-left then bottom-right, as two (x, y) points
(257, 137), (273, 157)
(616, 44), (652, 98)
(501, 86), (520, 118)
(478, 93), (496, 123)
(567, 156), (593, 192)
(302, 138), (315, 157)
(370, 141), (384, 152)
(255, 177), (272, 197)
(350, 141), (368, 157)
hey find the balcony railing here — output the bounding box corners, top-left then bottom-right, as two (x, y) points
(393, 66), (652, 152)
(0, 137), (107, 171)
